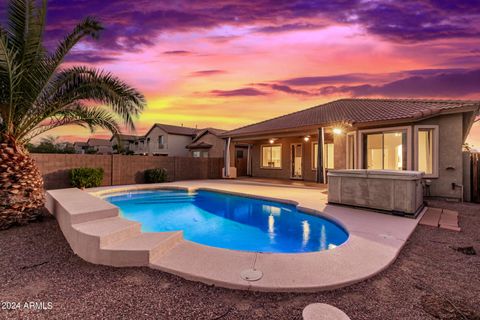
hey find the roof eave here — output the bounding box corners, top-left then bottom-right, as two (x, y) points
(223, 104), (480, 139)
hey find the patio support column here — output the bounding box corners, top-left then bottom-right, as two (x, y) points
(224, 137), (231, 177)
(247, 144), (252, 176)
(316, 127), (325, 183)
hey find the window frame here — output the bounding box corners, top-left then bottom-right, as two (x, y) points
(311, 142), (335, 170)
(346, 131), (357, 169)
(290, 143), (303, 179)
(158, 135), (165, 148)
(192, 150), (201, 158)
(413, 125), (439, 178)
(260, 144), (282, 169)
(359, 126), (412, 171)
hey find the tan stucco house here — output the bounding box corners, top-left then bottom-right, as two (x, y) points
(109, 124), (226, 157)
(74, 139), (113, 154)
(222, 98), (480, 200)
(109, 134), (139, 154)
(186, 128), (227, 158)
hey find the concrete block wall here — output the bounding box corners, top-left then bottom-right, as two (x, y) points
(31, 154), (223, 190)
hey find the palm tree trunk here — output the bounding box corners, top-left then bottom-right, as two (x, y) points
(0, 139), (45, 230)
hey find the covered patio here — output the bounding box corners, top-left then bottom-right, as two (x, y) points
(222, 124), (350, 184)
(236, 176), (327, 189)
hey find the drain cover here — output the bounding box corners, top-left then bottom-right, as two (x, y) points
(240, 269), (263, 281)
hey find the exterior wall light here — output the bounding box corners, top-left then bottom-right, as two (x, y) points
(333, 128), (343, 135)
(269, 138), (276, 144)
(304, 136), (310, 142)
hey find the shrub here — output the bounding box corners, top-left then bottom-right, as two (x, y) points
(144, 168), (168, 183)
(70, 167), (104, 188)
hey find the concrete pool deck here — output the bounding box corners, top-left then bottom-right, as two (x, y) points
(46, 179), (424, 292)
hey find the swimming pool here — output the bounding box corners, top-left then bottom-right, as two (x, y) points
(105, 189), (348, 253)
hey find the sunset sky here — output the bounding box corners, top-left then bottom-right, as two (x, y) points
(4, 1), (480, 145)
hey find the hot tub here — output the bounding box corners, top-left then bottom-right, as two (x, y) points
(327, 170), (424, 217)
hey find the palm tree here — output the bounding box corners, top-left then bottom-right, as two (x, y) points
(0, 0), (146, 229)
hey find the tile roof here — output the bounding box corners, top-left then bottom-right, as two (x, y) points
(87, 138), (112, 146)
(149, 123), (199, 136)
(186, 141), (213, 149)
(201, 127), (228, 135)
(224, 98), (480, 137)
(192, 127), (228, 142)
(110, 134), (140, 142)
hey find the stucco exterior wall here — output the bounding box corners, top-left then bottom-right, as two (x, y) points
(248, 137), (317, 181)
(190, 133), (225, 157)
(416, 113), (464, 199)
(145, 126), (193, 156)
(334, 133), (347, 170)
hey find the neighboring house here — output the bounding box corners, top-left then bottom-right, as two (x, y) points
(108, 124), (226, 157)
(222, 98), (480, 200)
(136, 124), (199, 156)
(187, 128), (227, 158)
(73, 141), (88, 154)
(86, 138), (113, 154)
(109, 134), (139, 154)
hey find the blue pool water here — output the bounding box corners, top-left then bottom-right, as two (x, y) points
(105, 190), (348, 253)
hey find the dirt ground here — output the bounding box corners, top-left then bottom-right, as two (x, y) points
(0, 200), (479, 320)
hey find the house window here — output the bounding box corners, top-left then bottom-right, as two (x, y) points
(158, 136), (165, 149)
(261, 145), (281, 168)
(202, 151), (209, 158)
(313, 143), (334, 169)
(363, 130), (407, 170)
(415, 126), (438, 177)
(192, 151), (201, 158)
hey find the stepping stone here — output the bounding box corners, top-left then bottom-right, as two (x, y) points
(440, 225), (461, 232)
(439, 209), (460, 231)
(442, 209), (458, 218)
(419, 207), (442, 227)
(303, 303), (350, 320)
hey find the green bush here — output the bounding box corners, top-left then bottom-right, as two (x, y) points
(144, 168), (168, 183)
(70, 167), (104, 188)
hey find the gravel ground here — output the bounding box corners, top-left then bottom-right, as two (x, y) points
(0, 200), (479, 320)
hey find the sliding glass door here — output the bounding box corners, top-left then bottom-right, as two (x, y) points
(363, 130), (407, 170)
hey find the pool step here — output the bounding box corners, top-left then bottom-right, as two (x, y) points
(47, 188), (119, 225)
(109, 193), (197, 202)
(46, 188), (186, 268)
(71, 217), (142, 264)
(134, 198), (196, 205)
(101, 231), (183, 267)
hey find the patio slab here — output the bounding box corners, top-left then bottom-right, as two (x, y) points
(47, 179), (425, 292)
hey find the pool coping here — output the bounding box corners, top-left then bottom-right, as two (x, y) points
(46, 180), (424, 292)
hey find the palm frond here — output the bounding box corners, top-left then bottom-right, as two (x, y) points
(23, 103), (121, 142)
(6, 0), (31, 50)
(7, 0), (47, 68)
(11, 15), (102, 125)
(0, 28), (23, 127)
(50, 17), (103, 67)
(38, 66), (145, 127)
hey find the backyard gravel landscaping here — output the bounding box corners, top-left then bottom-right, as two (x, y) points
(0, 200), (479, 320)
